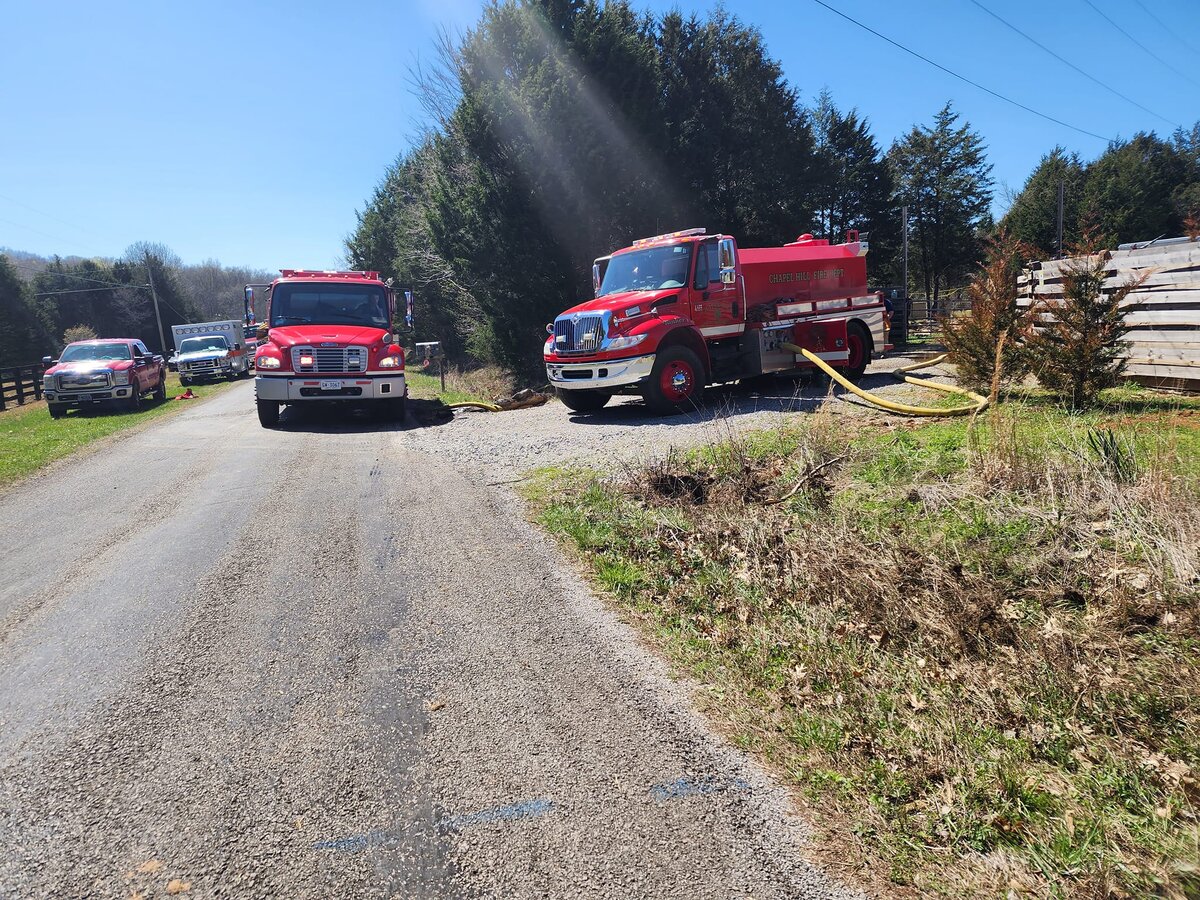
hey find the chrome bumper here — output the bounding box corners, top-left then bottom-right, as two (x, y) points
(255, 374), (406, 402)
(546, 353), (656, 391)
(45, 386), (132, 404)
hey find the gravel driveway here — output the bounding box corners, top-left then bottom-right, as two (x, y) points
(0, 356), (939, 897)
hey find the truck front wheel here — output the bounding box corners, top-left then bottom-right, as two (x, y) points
(642, 346), (703, 414)
(557, 389), (611, 413)
(48, 403), (66, 419)
(257, 399), (280, 428)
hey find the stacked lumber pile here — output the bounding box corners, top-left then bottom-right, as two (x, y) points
(1018, 237), (1200, 391)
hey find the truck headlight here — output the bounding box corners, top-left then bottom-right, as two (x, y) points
(378, 355), (402, 368)
(605, 333), (648, 351)
(256, 356), (281, 369)
(112, 370), (131, 384)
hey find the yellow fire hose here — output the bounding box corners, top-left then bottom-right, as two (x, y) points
(781, 344), (987, 417)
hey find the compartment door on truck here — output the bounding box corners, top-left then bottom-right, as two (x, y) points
(690, 239), (743, 338)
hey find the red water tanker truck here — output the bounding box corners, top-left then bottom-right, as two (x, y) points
(544, 228), (890, 413)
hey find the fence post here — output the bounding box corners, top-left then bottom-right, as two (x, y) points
(33, 366), (43, 401)
(15, 370), (25, 406)
(0, 369), (7, 411)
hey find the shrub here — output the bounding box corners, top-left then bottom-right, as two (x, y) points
(941, 232), (1031, 396)
(62, 324), (98, 345)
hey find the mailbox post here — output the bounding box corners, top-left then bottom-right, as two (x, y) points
(416, 341), (445, 392)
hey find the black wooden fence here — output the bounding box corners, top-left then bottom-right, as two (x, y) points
(0, 364), (45, 411)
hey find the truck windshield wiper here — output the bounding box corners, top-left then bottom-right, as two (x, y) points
(274, 316), (312, 324)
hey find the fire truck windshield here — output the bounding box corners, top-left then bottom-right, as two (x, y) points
(598, 243), (693, 296)
(270, 284), (389, 328)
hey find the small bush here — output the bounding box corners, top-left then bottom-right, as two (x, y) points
(941, 232), (1032, 395)
(62, 324), (98, 345)
(1027, 234), (1147, 408)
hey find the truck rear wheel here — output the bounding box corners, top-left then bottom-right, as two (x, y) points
(153, 374), (167, 401)
(257, 399), (280, 428)
(557, 388), (611, 413)
(842, 322), (871, 383)
(642, 346), (703, 414)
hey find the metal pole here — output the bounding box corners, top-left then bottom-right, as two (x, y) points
(1056, 180), (1065, 258)
(144, 253), (168, 353)
(901, 204), (909, 295)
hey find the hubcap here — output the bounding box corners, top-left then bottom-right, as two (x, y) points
(661, 361), (694, 402)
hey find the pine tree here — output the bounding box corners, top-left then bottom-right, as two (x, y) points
(1027, 235), (1146, 408)
(940, 233), (1031, 394)
(1001, 147), (1086, 256)
(889, 103), (993, 305)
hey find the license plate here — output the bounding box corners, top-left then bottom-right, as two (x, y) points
(319, 380), (342, 391)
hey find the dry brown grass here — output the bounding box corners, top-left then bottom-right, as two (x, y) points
(531, 399), (1200, 897)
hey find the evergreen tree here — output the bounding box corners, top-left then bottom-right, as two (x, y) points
(1081, 133), (1188, 246)
(0, 255), (54, 366)
(809, 90), (898, 282)
(1001, 147), (1086, 256)
(940, 232), (1031, 394)
(1027, 235), (1146, 408)
(889, 103), (993, 304)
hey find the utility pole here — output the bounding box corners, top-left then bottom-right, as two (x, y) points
(1055, 180), (1065, 259)
(145, 253), (168, 353)
(901, 204), (909, 294)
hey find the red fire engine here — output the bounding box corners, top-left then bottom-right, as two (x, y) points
(545, 228), (889, 413)
(250, 270), (406, 428)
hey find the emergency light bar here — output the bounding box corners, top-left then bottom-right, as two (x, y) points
(278, 269), (382, 280)
(631, 227), (706, 248)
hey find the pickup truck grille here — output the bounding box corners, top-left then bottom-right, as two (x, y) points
(553, 315), (605, 354)
(291, 346), (367, 374)
(58, 371), (111, 391)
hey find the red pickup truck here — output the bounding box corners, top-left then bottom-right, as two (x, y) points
(42, 339), (167, 418)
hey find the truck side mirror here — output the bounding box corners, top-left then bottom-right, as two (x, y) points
(718, 238), (736, 285)
(42, 356), (53, 367)
(592, 263), (601, 297)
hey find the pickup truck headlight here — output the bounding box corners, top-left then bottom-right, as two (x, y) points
(112, 370), (131, 384)
(605, 333), (648, 352)
(256, 356), (281, 370)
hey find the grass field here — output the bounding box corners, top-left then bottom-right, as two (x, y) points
(404, 365), (515, 406)
(526, 384), (1200, 898)
(0, 372), (241, 488)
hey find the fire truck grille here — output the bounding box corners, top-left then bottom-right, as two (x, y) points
(553, 315), (605, 354)
(291, 346), (368, 373)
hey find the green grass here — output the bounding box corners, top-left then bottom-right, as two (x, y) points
(525, 390), (1200, 898)
(404, 365), (515, 407)
(0, 372), (240, 488)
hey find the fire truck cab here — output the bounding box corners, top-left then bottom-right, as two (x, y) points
(250, 270), (406, 428)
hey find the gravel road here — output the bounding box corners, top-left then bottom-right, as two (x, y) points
(0, 363), (935, 897)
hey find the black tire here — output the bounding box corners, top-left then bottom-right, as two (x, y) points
(557, 388), (611, 413)
(642, 345), (704, 414)
(48, 403), (66, 419)
(153, 374), (167, 401)
(257, 399), (280, 428)
(841, 322), (872, 383)
(181, 376), (192, 387)
(126, 385), (143, 412)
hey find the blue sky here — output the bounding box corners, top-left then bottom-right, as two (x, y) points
(2, 0), (1197, 271)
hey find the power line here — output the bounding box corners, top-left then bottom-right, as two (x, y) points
(0, 192), (99, 238)
(809, 0), (1113, 143)
(12, 263), (132, 289)
(1129, 0), (1200, 58)
(1081, 0), (1200, 89)
(967, 0), (1179, 128)
(36, 285), (148, 297)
